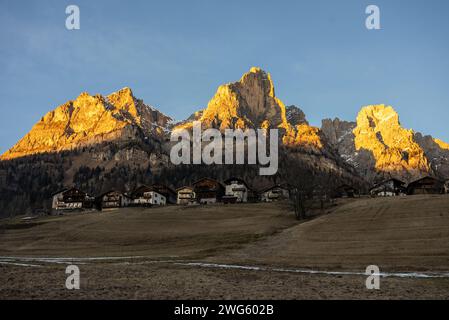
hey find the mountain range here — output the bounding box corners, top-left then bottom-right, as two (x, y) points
(1, 67), (448, 215)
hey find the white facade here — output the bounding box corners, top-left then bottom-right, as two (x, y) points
(134, 191), (166, 205)
(52, 190), (85, 210)
(225, 181), (248, 203)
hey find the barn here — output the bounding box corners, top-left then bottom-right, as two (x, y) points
(407, 176), (445, 195)
(193, 178), (225, 204)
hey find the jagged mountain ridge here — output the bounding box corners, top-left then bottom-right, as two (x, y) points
(321, 104), (449, 182)
(1, 67), (449, 184)
(0, 87), (172, 160)
(175, 67), (323, 152)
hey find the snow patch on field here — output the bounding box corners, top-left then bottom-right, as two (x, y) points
(176, 262), (449, 279)
(2, 256), (449, 279)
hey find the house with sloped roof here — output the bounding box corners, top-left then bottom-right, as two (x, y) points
(223, 177), (251, 203)
(193, 178), (225, 204)
(370, 178), (406, 197)
(131, 185), (166, 206)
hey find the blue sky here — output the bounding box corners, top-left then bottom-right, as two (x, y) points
(1, 0), (449, 154)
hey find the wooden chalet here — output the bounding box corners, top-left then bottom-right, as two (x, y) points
(223, 177), (250, 203)
(131, 185), (167, 206)
(260, 184), (290, 202)
(193, 178), (225, 204)
(51, 187), (94, 211)
(370, 178), (406, 197)
(151, 184), (177, 204)
(407, 176), (445, 195)
(176, 186), (196, 205)
(98, 190), (132, 209)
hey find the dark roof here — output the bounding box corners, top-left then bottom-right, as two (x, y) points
(151, 184), (177, 196)
(384, 178), (405, 185)
(192, 177), (224, 188)
(52, 187), (88, 197)
(131, 185), (161, 196)
(408, 176), (444, 185)
(260, 184), (290, 193)
(176, 186), (194, 192)
(51, 188), (68, 197)
(97, 190), (124, 198)
(370, 178), (406, 191)
(132, 184), (152, 192)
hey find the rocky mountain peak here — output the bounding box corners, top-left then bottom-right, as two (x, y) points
(176, 67), (322, 150)
(185, 66), (287, 131)
(329, 104), (429, 181)
(0, 88), (172, 160)
(107, 87), (138, 119)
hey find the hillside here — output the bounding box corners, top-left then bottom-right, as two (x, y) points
(220, 195), (449, 271)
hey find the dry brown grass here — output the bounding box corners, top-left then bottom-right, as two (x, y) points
(1, 195), (449, 299)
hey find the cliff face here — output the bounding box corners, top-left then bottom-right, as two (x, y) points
(414, 133), (449, 179)
(176, 67), (323, 151)
(353, 105), (429, 174)
(322, 105), (439, 182)
(321, 118), (358, 166)
(177, 67), (287, 130)
(0, 88), (172, 160)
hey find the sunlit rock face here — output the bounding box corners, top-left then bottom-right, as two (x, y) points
(322, 105), (440, 181)
(353, 105), (429, 175)
(176, 67), (323, 150)
(176, 67), (287, 130)
(3, 67), (448, 183)
(0, 87), (172, 160)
